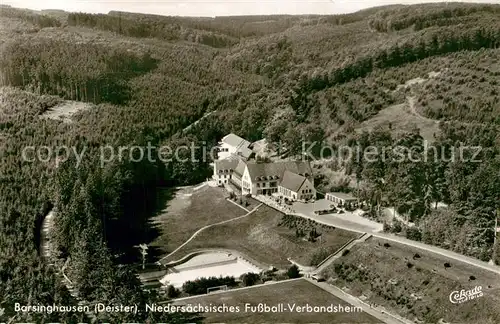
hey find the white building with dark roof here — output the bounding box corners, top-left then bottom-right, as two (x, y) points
(217, 133), (253, 160)
(213, 158), (239, 185)
(278, 170), (315, 202)
(240, 160), (313, 200)
(213, 133), (316, 201)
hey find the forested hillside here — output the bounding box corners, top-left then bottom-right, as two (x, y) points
(0, 3), (499, 322)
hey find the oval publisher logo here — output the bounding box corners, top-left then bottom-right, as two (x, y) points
(449, 286), (483, 304)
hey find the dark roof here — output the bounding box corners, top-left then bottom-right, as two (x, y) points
(238, 147), (253, 159)
(246, 160), (312, 182)
(327, 192), (357, 201)
(280, 171), (307, 192)
(234, 159), (247, 176)
(214, 159), (238, 172)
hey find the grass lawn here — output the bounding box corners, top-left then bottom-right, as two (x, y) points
(173, 279), (381, 323)
(150, 185), (246, 258)
(322, 238), (500, 324)
(164, 204), (359, 268)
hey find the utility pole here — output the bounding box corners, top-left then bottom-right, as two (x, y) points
(138, 244), (148, 270)
(493, 209), (499, 265)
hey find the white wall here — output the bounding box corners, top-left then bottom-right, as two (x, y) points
(217, 143), (237, 160)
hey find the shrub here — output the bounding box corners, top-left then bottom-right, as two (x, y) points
(342, 249), (350, 256)
(182, 276), (237, 295)
(406, 227), (422, 241)
(240, 272), (260, 287)
(166, 284), (181, 298)
(383, 243), (391, 248)
(444, 262), (451, 269)
(287, 264), (301, 279)
(392, 221), (403, 233)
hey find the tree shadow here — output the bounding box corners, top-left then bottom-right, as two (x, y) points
(107, 185), (178, 265)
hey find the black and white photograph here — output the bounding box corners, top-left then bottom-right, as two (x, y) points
(0, 0), (499, 323)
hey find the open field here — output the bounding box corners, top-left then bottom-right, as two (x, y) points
(39, 100), (92, 122)
(321, 237), (500, 324)
(164, 204), (359, 268)
(355, 101), (440, 143)
(173, 278), (381, 323)
(150, 185), (246, 256)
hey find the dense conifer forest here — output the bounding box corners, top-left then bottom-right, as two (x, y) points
(0, 3), (499, 322)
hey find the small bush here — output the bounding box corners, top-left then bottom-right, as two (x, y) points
(406, 262), (414, 269)
(444, 262), (451, 269)
(383, 243), (391, 248)
(287, 265), (301, 279)
(182, 276), (237, 295)
(342, 249), (350, 256)
(240, 272), (260, 287)
(166, 285), (181, 298)
(469, 275), (476, 281)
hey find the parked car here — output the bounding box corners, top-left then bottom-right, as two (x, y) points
(311, 274), (325, 282)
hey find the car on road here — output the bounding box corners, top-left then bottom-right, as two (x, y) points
(311, 274), (325, 282)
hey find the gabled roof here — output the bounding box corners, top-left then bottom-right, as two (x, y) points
(214, 158), (238, 172)
(280, 170), (308, 192)
(234, 159), (247, 176)
(238, 147), (253, 159)
(221, 133), (253, 159)
(245, 160), (312, 182)
(221, 133), (250, 149)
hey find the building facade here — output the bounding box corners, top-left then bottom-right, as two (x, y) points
(325, 192), (357, 205)
(216, 133), (253, 160)
(213, 159), (238, 185)
(241, 161), (313, 199)
(278, 171), (316, 202)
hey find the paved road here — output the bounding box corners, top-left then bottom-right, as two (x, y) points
(306, 278), (413, 324)
(273, 205), (500, 276)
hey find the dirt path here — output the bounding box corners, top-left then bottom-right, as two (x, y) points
(40, 211), (97, 322)
(315, 233), (371, 274)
